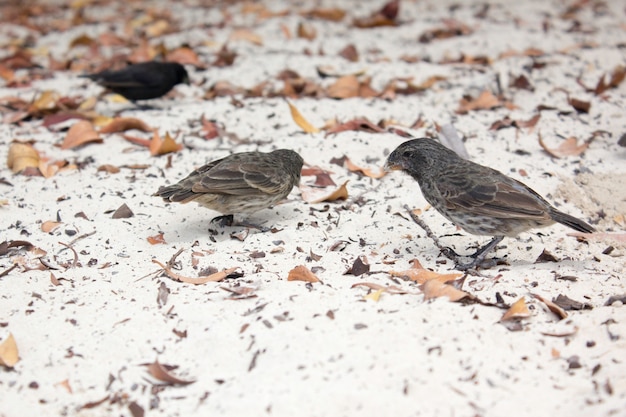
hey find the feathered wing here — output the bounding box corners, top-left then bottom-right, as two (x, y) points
(192, 157), (288, 197)
(437, 165), (553, 222)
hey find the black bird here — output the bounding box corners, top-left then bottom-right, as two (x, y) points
(154, 149), (304, 228)
(385, 138), (595, 270)
(82, 61), (189, 101)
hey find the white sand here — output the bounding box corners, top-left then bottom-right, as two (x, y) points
(1, 1), (625, 416)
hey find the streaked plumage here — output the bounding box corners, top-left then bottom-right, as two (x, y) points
(385, 138), (595, 269)
(155, 149), (303, 219)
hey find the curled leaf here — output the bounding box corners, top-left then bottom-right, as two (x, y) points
(344, 157), (386, 179)
(420, 279), (468, 301)
(149, 131), (183, 156)
(61, 120), (102, 149)
(287, 101), (319, 133)
(500, 297), (531, 321)
(538, 135), (589, 158)
(146, 360), (195, 385)
(41, 221), (62, 233)
(100, 117), (152, 133)
(300, 180), (349, 203)
(7, 142), (40, 174)
(147, 233), (166, 245)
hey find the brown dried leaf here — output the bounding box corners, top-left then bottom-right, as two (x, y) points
(538, 135), (589, 158)
(420, 279), (468, 301)
(568, 97), (590, 113)
(149, 131), (183, 156)
(41, 221), (62, 233)
(531, 293), (568, 320)
(419, 19), (473, 43)
(146, 360), (195, 385)
(0, 333), (19, 368)
(456, 90), (502, 114)
(301, 167), (336, 187)
(344, 157), (386, 179)
(500, 297), (531, 321)
(326, 75), (360, 99)
(297, 21), (317, 40)
(152, 259), (237, 285)
(165, 47), (203, 67)
(301, 7), (346, 21)
(287, 265), (320, 283)
(287, 101), (319, 133)
(7, 142), (40, 174)
(339, 44), (359, 62)
(567, 231), (625, 242)
(229, 29), (263, 46)
(147, 233), (166, 245)
(97, 164), (121, 174)
(301, 180), (349, 203)
(324, 117), (386, 136)
(61, 120), (102, 149)
(389, 267), (462, 284)
(112, 203), (134, 219)
(100, 117), (152, 133)
(345, 255), (370, 276)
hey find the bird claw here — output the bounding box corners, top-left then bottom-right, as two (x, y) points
(211, 214), (234, 227)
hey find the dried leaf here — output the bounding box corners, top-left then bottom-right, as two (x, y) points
(538, 135), (589, 158)
(567, 231), (625, 242)
(324, 117), (386, 136)
(287, 265), (320, 283)
(351, 282), (408, 294)
(287, 101), (319, 133)
(0, 333), (19, 368)
(297, 21), (317, 40)
(149, 131), (183, 156)
(345, 255), (370, 276)
(364, 289), (384, 301)
(339, 44), (359, 62)
(531, 293), (568, 320)
(152, 259), (237, 285)
(61, 120), (102, 150)
(326, 75), (360, 99)
(41, 221), (62, 233)
(7, 142), (40, 174)
(456, 90), (502, 114)
(344, 157), (386, 179)
(100, 117), (152, 133)
(420, 279), (468, 301)
(229, 29), (263, 46)
(146, 360), (195, 385)
(568, 97), (590, 113)
(301, 180), (349, 203)
(147, 233), (166, 245)
(389, 260), (462, 284)
(500, 297), (531, 321)
(112, 203), (134, 219)
(302, 7), (346, 21)
(165, 47), (203, 67)
(97, 164), (121, 174)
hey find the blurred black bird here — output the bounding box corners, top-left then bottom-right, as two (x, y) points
(385, 138), (595, 270)
(154, 149), (304, 228)
(81, 61), (189, 101)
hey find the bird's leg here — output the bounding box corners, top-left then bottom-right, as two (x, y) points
(231, 219), (270, 233)
(211, 214), (234, 227)
(404, 205), (461, 258)
(454, 236), (504, 271)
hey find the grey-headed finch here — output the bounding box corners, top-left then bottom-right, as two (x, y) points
(385, 138), (595, 269)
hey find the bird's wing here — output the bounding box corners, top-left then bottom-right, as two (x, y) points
(439, 168), (551, 220)
(192, 159), (283, 196)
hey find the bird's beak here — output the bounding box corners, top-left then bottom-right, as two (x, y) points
(383, 161), (401, 172)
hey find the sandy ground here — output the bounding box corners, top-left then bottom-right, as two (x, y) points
(1, 0), (625, 416)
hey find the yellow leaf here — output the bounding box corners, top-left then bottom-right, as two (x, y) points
(364, 288), (384, 302)
(287, 101), (319, 133)
(0, 333), (19, 368)
(7, 142), (40, 173)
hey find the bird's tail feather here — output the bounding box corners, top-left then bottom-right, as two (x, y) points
(550, 209), (595, 233)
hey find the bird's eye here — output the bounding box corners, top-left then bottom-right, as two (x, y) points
(402, 151), (412, 158)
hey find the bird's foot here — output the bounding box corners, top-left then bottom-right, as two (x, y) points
(444, 236), (505, 271)
(211, 214), (234, 227)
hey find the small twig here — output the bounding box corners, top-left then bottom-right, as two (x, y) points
(403, 204), (450, 254)
(58, 241), (79, 268)
(167, 248), (185, 269)
(57, 230), (96, 254)
(0, 264), (18, 278)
